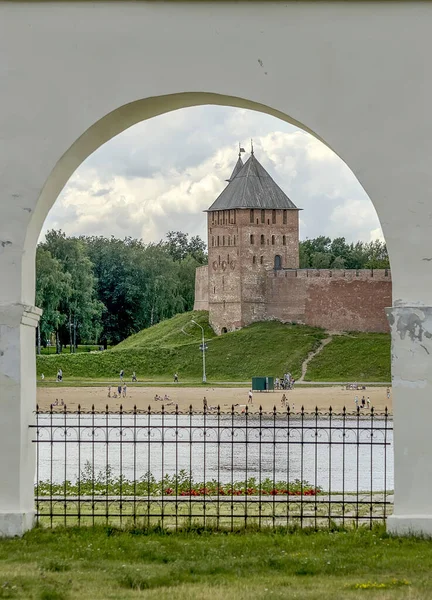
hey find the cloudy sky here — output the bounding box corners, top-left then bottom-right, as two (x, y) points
(41, 106), (384, 245)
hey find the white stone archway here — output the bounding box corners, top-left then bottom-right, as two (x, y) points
(2, 0), (432, 535)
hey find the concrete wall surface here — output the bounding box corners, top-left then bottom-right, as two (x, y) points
(2, 1), (432, 535)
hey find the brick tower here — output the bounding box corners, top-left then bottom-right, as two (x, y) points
(206, 147), (300, 334)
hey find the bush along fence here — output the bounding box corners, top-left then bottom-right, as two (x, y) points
(31, 405), (393, 530)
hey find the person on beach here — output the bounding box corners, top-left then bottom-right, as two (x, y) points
(361, 396), (366, 408)
(107, 386), (111, 398)
(386, 387), (390, 399)
(122, 385), (127, 398)
(132, 372), (137, 382)
(248, 390), (253, 404)
(281, 394), (287, 407)
(56, 368), (62, 382)
(203, 396), (208, 410)
(354, 395), (358, 407)
(174, 373), (179, 383)
(117, 384), (122, 396)
(119, 369), (124, 382)
(366, 396), (371, 408)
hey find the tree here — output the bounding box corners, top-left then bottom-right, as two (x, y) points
(165, 231), (207, 264)
(35, 248), (72, 353)
(41, 231), (104, 351)
(311, 252), (331, 269)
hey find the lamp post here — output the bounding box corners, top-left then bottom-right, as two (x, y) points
(191, 319), (207, 383)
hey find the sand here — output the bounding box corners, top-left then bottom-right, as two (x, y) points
(37, 385), (392, 413)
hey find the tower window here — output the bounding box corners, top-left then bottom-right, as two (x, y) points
(212, 236), (214, 247)
(214, 286), (216, 294)
(260, 256), (264, 264)
(260, 234), (265, 245)
(261, 209), (265, 223)
(256, 219), (259, 224)
(267, 219), (270, 225)
(222, 236), (225, 246)
(217, 212), (220, 225)
(283, 235), (286, 246)
(222, 276), (224, 290)
(233, 235), (236, 246)
(217, 236), (220, 246)
(250, 209), (254, 223)
(271, 235), (275, 245)
(228, 236), (231, 246)
(253, 256), (256, 264)
(274, 255), (282, 270)
(283, 210), (287, 225)
(272, 210), (276, 224)
(250, 234), (254, 245)
(218, 255), (221, 265)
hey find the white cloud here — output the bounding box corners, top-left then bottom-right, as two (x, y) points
(41, 106), (384, 245)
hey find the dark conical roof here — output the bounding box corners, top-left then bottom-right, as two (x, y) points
(226, 156), (244, 182)
(208, 153), (298, 211)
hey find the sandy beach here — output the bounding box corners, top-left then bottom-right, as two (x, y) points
(37, 385), (392, 413)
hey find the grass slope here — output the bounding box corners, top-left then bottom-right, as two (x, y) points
(306, 333), (391, 382)
(0, 526), (428, 599)
(37, 311), (325, 381)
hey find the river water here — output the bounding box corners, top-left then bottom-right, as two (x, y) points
(34, 413), (393, 493)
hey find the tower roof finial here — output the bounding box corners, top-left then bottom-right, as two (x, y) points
(251, 139), (254, 156)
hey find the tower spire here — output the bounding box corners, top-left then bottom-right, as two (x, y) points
(251, 139), (254, 155)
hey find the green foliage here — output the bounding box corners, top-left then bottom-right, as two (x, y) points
(305, 333), (391, 382)
(39, 231), (104, 351)
(299, 236), (390, 270)
(36, 463), (320, 497)
(36, 230), (208, 349)
(36, 311), (325, 380)
(36, 248), (72, 348)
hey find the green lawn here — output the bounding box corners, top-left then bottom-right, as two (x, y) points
(36, 312), (391, 383)
(36, 312), (325, 382)
(306, 334), (391, 382)
(0, 526), (428, 599)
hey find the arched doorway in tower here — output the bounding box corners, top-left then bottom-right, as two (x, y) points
(274, 255), (282, 270)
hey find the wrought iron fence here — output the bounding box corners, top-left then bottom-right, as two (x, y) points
(31, 404), (393, 530)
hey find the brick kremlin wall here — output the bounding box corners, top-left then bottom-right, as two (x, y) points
(194, 266), (392, 333)
(193, 265), (209, 311)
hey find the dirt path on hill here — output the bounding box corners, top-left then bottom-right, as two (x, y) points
(37, 385), (392, 413)
(298, 336), (333, 382)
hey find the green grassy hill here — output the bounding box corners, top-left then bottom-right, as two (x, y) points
(36, 311), (391, 383)
(36, 311), (325, 382)
(305, 333), (391, 382)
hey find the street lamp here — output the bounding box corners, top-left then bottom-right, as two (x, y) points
(191, 320), (207, 383)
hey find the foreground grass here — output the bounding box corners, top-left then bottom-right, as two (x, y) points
(0, 526), (429, 599)
(36, 312), (325, 382)
(306, 333), (391, 382)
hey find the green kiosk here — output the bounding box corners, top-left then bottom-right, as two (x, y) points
(251, 377), (274, 392)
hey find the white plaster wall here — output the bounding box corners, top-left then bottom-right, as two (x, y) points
(2, 0), (432, 534)
(0, 1), (431, 305)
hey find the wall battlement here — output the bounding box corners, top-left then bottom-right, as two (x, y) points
(272, 268), (391, 281)
(194, 265), (392, 333)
